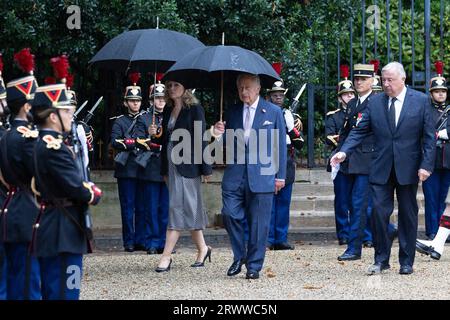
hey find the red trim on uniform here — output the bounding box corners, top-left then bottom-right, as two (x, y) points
(439, 215), (450, 229)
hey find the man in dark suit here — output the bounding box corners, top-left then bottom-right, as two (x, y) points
(331, 62), (436, 275)
(213, 73), (287, 279)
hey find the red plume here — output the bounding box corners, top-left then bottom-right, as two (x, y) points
(272, 62), (282, 76)
(435, 60), (444, 76)
(44, 76), (56, 85)
(66, 73), (74, 89)
(14, 48), (35, 74)
(340, 64), (349, 79)
(0, 54), (3, 75)
(369, 59), (380, 73)
(156, 73), (164, 82)
(50, 55), (70, 81)
(128, 72), (140, 85)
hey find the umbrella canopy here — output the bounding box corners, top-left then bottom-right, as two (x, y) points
(89, 29), (205, 73)
(162, 45), (280, 89)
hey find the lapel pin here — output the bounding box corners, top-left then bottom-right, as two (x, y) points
(262, 108), (266, 113)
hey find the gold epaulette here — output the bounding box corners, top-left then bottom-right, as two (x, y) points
(326, 109), (341, 116)
(42, 134), (62, 150)
(17, 126), (38, 138)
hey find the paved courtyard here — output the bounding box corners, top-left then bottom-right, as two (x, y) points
(81, 241), (450, 300)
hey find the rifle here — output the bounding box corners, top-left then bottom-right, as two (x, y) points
(113, 115), (139, 166)
(289, 83), (307, 114)
(71, 121), (94, 240)
(436, 105), (450, 148)
(82, 96), (103, 125)
(135, 138), (153, 168)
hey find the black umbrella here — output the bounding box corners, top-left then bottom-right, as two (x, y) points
(162, 45), (280, 120)
(89, 28), (205, 73)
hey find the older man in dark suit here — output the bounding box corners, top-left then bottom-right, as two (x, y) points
(331, 62), (436, 275)
(214, 74), (287, 280)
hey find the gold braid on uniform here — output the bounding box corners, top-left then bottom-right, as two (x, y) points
(17, 126), (38, 138)
(42, 135), (62, 150)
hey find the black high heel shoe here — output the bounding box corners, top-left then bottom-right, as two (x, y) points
(191, 247), (212, 267)
(155, 258), (172, 273)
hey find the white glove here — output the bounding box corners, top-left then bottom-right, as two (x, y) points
(286, 134), (291, 145)
(438, 129), (449, 140)
(284, 110), (295, 131)
(331, 163), (340, 181)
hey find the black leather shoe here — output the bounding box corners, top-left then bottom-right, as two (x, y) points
(399, 265), (413, 275)
(147, 247), (158, 255)
(274, 242), (295, 250)
(338, 239), (348, 246)
(246, 271), (259, 279)
(227, 259), (245, 276)
(415, 240), (441, 260)
(338, 253), (361, 261)
(155, 258), (172, 273)
(427, 234), (436, 241)
(267, 244), (275, 250)
(367, 262), (390, 275)
(134, 244), (147, 251)
(124, 246), (134, 252)
(363, 241), (373, 248)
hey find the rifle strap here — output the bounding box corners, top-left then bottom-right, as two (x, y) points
(436, 106), (450, 131)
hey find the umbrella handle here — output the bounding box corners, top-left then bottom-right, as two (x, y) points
(220, 70), (224, 122)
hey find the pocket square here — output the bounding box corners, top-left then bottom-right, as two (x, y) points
(262, 120), (273, 126)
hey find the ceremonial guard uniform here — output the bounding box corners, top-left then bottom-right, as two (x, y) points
(422, 61), (450, 239)
(111, 73), (145, 252)
(267, 78), (304, 250)
(337, 63), (375, 260)
(325, 65), (354, 245)
(31, 83), (102, 300)
(0, 48), (40, 300)
(135, 82), (169, 254)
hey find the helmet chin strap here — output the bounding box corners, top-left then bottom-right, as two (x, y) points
(55, 109), (66, 133)
(26, 111), (33, 123)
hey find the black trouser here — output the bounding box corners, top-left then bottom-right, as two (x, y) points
(370, 168), (418, 267)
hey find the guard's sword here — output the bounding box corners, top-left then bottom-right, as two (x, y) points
(74, 100), (88, 119)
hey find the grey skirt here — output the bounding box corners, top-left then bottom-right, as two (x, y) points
(167, 141), (208, 230)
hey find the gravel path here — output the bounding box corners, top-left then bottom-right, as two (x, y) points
(80, 242), (450, 300)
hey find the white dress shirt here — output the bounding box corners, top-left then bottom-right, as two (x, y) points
(243, 96), (259, 129)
